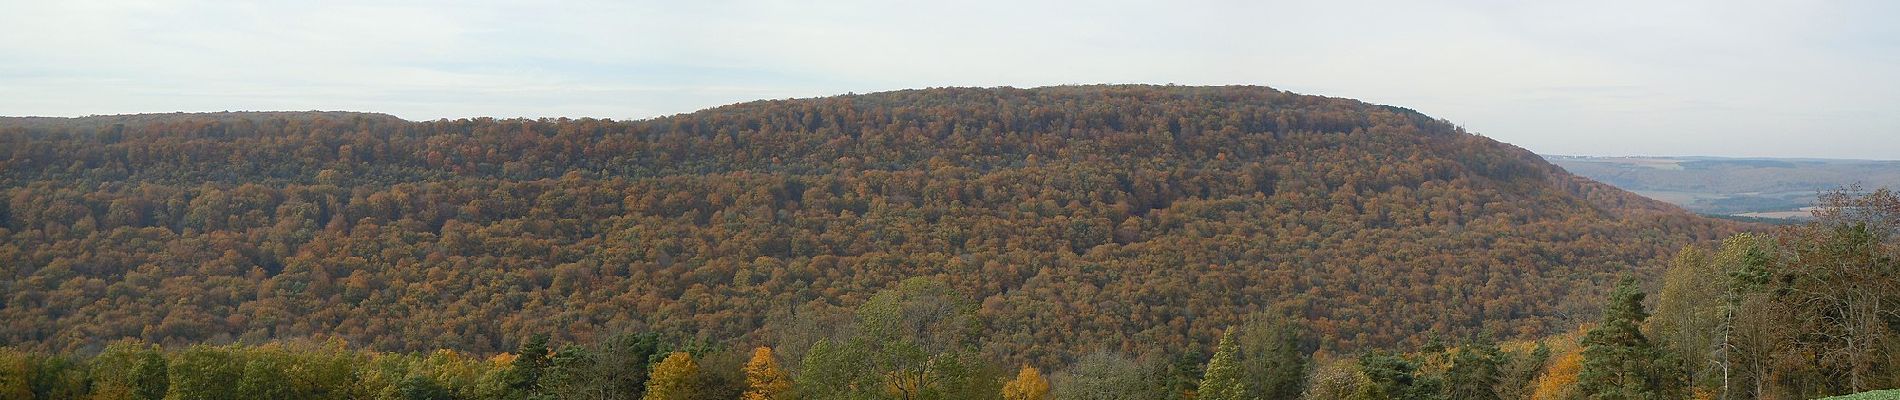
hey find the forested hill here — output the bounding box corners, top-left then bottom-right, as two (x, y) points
(0, 85), (1741, 364)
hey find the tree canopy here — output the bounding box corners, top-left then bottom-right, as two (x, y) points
(0, 86), (1741, 366)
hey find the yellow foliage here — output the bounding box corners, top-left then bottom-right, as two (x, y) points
(1531, 350), (1583, 400)
(487, 352), (518, 367)
(742, 347), (792, 400)
(645, 352), (700, 400)
(1002, 365), (1051, 400)
(0, 348), (33, 400)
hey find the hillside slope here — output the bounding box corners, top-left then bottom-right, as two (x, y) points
(0, 85), (1740, 364)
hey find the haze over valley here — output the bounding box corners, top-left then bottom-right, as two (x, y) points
(1546, 155), (1900, 220)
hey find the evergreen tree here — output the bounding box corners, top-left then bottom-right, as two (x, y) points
(1357, 351), (1430, 400)
(1160, 349), (1206, 400)
(1197, 329), (1247, 400)
(1443, 339), (1503, 400)
(397, 374), (454, 400)
(511, 333), (553, 396)
(1578, 278), (1682, 399)
(1237, 312), (1310, 399)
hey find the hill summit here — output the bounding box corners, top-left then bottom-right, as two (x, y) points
(0, 85), (1738, 363)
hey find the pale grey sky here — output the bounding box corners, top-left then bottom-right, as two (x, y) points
(2, 0), (1896, 159)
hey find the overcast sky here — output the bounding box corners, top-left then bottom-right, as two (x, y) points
(2, 1), (1896, 159)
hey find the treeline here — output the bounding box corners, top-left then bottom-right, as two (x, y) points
(1, 188), (1891, 399)
(1644, 187), (1900, 398)
(1, 86), (1741, 363)
(0, 277), (1549, 400)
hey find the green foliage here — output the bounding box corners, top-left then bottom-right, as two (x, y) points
(510, 333), (552, 397)
(395, 374), (454, 400)
(0, 348), (30, 400)
(89, 340), (158, 400)
(797, 339), (877, 400)
(1577, 278), (1681, 400)
(130, 348), (170, 400)
(234, 356), (294, 399)
(863, 278), (984, 399)
(1158, 349), (1206, 400)
(1356, 352), (1437, 400)
(1235, 312), (1311, 399)
(1301, 357), (1374, 400)
(1049, 351), (1163, 400)
(1196, 329), (1245, 400)
(167, 345), (242, 400)
(1818, 389), (1900, 400)
(1442, 339), (1502, 400)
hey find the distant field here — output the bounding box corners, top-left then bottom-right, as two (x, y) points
(1545, 155), (1900, 219)
(1820, 389), (1900, 400)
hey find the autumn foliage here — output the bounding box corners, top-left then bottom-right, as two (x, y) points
(1531, 350), (1582, 400)
(1001, 366), (1049, 400)
(742, 347), (790, 400)
(644, 352), (699, 400)
(0, 86), (1741, 366)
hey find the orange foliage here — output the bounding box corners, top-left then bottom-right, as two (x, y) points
(1531, 350), (1583, 400)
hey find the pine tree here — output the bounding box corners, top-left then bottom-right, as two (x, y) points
(644, 352), (699, 400)
(1358, 351), (1432, 400)
(1443, 339), (1503, 400)
(742, 347), (791, 400)
(1001, 365), (1049, 400)
(1578, 278), (1681, 399)
(1237, 312), (1310, 399)
(510, 333), (552, 396)
(1198, 329), (1247, 400)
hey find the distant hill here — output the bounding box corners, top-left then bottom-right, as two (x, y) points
(1544, 155), (1900, 218)
(0, 85), (1742, 364)
(0, 111), (402, 131)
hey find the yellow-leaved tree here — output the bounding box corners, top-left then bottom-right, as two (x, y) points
(742, 346), (791, 400)
(644, 352), (700, 400)
(1001, 365), (1050, 400)
(1531, 350), (1583, 400)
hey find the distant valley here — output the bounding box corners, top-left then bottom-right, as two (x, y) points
(1544, 155), (1900, 220)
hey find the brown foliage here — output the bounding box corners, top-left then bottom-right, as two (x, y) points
(0, 86), (1742, 363)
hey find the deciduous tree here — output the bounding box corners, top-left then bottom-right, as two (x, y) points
(1002, 366), (1049, 400)
(742, 347), (791, 400)
(644, 352), (699, 400)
